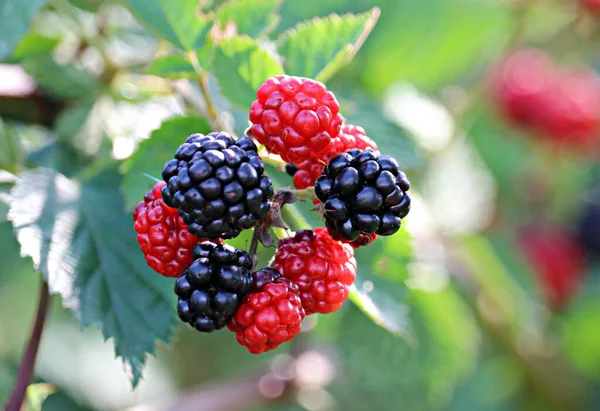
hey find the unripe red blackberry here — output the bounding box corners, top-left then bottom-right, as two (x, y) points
(228, 268), (305, 354)
(273, 228), (357, 314)
(175, 242), (254, 332)
(133, 181), (216, 277)
(249, 75), (343, 164)
(161, 132), (274, 240)
(315, 149), (411, 243)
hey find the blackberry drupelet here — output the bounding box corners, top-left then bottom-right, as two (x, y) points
(174, 242), (254, 332)
(315, 149), (411, 243)
(161, 132), (274, 240)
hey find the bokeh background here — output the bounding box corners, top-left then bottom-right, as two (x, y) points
(1, 0), (600, 410)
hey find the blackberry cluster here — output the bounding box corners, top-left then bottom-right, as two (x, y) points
(132, 74), (415, 355)
(174, 242), (254, 332)
(161, 132), (274, 240)
(315, 149), (411, 242)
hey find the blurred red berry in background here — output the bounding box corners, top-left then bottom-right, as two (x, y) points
(490, 49), (600, 153)
(517, 223), (587, 311)
(582, 0), (600, 12)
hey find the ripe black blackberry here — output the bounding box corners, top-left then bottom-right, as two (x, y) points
(314, 149), (411, 243)
(161, 132), (274, 240)
(174, 242), (254, 332)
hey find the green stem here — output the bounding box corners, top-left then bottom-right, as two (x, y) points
(273, 227), (289, 240)
(197, 73), (219, 125)
(281, 204), (311, 232)
(260, 155), (287, 170)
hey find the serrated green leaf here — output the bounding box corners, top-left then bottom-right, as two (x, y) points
(213, 36), (283, 109)
(215, 0), (280, 38)
(121, 116), (211, 210)
(9, 167), (176, 387)
(146, 54), (197, 78)
(8, 32), (59, 61)
(0, 0), (47, 61)
(22, 55), (98, 100)
(122, 0), (212, 51)
(277, 9), (379, 83)
(42, 391), (91, 411)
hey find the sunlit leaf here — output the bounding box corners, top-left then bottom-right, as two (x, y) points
(146, 54), (197, 79)
(8, 32), (59, 61)
(277, 9), (379, 83)
(122, 0), (212, 51)
(215, 0), (280, 37)
(212, 36), (284, 109)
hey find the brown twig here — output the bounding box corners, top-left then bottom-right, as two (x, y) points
(4, 277), (51, 411)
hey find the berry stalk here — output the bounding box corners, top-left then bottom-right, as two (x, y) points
(5, 278), (50, 411)
(197, 73), (219, 125)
